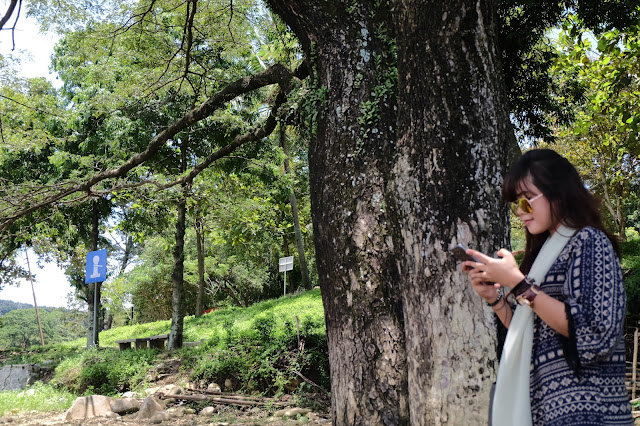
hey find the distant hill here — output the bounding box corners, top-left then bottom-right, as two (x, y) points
(0, 299), (34, 315)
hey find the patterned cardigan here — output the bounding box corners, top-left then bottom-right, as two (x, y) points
(528, 227), (633, 425)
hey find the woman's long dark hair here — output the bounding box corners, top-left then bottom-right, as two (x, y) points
(502, 149), (619, 274)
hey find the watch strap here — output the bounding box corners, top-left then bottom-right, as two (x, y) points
(516, 284), (542, 306)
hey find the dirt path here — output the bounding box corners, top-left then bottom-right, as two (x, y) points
(1, 406), (331, 425)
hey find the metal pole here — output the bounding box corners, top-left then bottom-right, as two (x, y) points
(25, 250), (45, 347)
(633, 328), (638, 400)
(93, 282), (99, 347)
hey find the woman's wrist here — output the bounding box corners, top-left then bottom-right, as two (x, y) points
(486, 288), (503, 307)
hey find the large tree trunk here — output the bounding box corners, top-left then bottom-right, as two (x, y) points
(390, 1), (512, 423)
(168, 194), (187, 349)
(269, 3), (408, 424)
(168, 142), (189, 350)
(268, 0), (513, 424)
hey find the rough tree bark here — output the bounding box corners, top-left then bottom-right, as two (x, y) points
(168, 142), (189, 350)
(267, 0), (514, 424)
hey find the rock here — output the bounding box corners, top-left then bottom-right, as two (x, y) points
(162, 384), (184, 395)
(166, 407), (184, 417)
(150, 412), (170, 423)
(0, 363), (55, 391)
(166, 406), (194, 418)
(121, 391), (137, 398)
(103, 411), (120, 419)
(144, 386), (161, 395)
(283, 378), (300, 392)
(249, 407), (263, 416)
(0, 365), (33, 391)
(65, 395), (116, 420)
(207, 383), (222, 392)
(199, 407), (216, 416)
(136, 396), (166, 420)
(17, 388), (35, 397)
(274, 407), (311, 418)
(110, 397), (140, 414)
(224, 378), (233, 390)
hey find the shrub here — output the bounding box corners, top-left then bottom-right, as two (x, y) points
(52, 349), (157, 395)
(186, 290), (329, 395)
(622, 236), (640, 326)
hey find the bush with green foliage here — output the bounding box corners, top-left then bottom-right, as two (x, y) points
(622, 229), (640, 326)
(183, 289), (329, 395)
(52, 348), (158, 395)
(2, 288), (328, 418)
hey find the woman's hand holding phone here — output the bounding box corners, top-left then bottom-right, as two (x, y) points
(451, 244), (522, 304)
(465, 248), (524, 290)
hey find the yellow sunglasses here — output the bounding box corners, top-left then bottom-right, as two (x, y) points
(510, 193), (543, 214)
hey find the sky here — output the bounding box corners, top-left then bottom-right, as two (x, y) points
(0, 15), (72, 308)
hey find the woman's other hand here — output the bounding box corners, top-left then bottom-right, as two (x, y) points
(465, 248), (524, 289)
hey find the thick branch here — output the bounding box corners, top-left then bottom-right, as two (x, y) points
(0, 64), (298, 231)
(0, 0), (18, 31)
(88, 90), (284, 195)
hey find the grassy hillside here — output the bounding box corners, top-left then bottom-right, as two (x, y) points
(94, 288), (325, 349)
(1, 289), (328, 415)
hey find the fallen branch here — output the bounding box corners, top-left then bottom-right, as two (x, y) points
(158, 392), (284, 406)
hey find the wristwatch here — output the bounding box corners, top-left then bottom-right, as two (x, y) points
(516, 284), (542, 306)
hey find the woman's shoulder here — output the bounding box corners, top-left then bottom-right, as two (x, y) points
(570, 226), (616, 252)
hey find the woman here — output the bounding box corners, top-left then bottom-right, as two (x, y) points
(463, 149), (632, 425)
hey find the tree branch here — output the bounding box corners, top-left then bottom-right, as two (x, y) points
(0, 64), (299, 232)
(0, 0), (18, 31)
(90, 90), (285, 195)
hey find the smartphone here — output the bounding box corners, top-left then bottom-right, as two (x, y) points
(450, 243), (479, 270)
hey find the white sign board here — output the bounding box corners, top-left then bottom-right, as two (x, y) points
(279, 256), (294, 272)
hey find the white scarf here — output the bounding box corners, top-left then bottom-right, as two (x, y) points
(491, 225), (576, 426)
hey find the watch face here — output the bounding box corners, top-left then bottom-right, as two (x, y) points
(516, 295), (533, 306)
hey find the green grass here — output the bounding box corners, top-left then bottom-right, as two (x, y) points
(0, 382), (77, 416)
(52, 288), (325, 349)
(0, 289), (327, 415)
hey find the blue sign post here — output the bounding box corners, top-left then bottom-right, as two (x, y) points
(85, 249), (107, 284)
(85, 249), (107, 348)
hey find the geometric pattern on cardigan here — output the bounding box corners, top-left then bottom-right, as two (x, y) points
(528, 227), (633, 425)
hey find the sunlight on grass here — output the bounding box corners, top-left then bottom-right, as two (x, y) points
(1, 289), (327, 401)
(0, 382), (76, 416)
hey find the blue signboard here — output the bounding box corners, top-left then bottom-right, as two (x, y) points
(85, 249), (107, 284)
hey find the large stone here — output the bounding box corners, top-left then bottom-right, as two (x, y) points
(144, 384), (184, 396)
(150, 411), (170, 423)
(199, 406), (216, 416)
(65, 395), (116, 420)
(207, 383), (222, 392)
(273, 407), (311, 418)
(0, 364), (38, 391)
(137, 396), (166, 420)
(110, 397), (140, 414)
